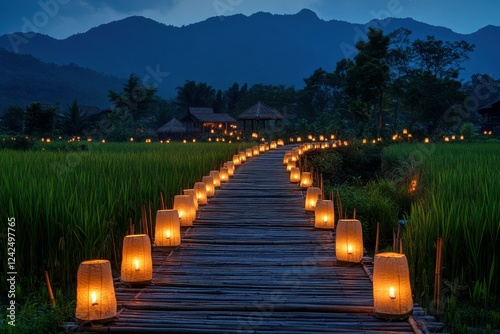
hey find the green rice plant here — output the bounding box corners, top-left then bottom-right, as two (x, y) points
(0, 142), (248, 298)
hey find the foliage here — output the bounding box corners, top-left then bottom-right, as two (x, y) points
(460, 122), (476, 140)
(175, 80), (216, 112)
(59, 99), (92, 137)
(1, 105), (24, 133)
(24, 102), (58, 136)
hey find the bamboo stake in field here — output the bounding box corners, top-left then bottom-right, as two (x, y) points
(434, 237), (444, 319)
(375, 222), (380, 255)
(44, 271), (55, 306)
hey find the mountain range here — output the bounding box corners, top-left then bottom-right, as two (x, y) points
(0, 9), (499, 110)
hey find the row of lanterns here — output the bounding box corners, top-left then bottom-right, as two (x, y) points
(284, 143), (413, 320)
(75, 140), (283, 323)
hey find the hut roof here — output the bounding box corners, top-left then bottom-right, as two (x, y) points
(183, 107), (237, 123)
(478, 100), (500, 115)
(157, 118), (186, 133)
(237, 101), (284, 120)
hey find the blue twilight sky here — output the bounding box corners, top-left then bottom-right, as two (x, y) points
(0, 0), (499, 39)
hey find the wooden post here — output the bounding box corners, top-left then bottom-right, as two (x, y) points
(44, 271), (56, 306)
(434, 237), (444, 319)
(353, 208), (356, 219)
(374, 222), (380, 255)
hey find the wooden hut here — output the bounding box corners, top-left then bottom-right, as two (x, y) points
(157, 118), (186, 140)
(181, 107), (237, 134)
(238, 101), (284, 132)
(478, 100), (500, 135)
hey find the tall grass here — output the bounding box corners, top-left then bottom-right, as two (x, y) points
(0, 142), (245, 295)
(383, 143), (500, 307)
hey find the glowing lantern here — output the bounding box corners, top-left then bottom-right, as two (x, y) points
(252, 146), (260, 156)
(194, 182), (208, 205)
(121, 234), (152, 285)
(219, 167), (229, 182)
(460, 135), (464, 140)
(451, 135), (456, 140)
(424, 138), (430, 143)
(286, 160), (296, 172)
(290, 152), (299, 162)
(154, 210), (181, 247)
(300, 172), (312, 188)
(270, 141), (277, 149)
(305, 187), (322, 211)
(335, 219), (363, 263)
(444, 136), (450, 142)
(183, 189), (198, 210)
(296, 137), (302, 142)
(283, 152), (292, 165)
(290, 167), (300, 183)
(76, 260), (116, 323)
(277, 139), (284, 146)
(224, 161), (235, 176)
(373, 252), (413, 319)
(173, 195), (197, 226)
(314, 200), (335, 229)
(362, 139), (367, 144)
(259, 144), (266, 152)
(232, 154), (241, 166)
(239, 151), (247, 163)
(209, 170), (221, 187)
(202, 176), (215, 197)
(246, 148), (253, 158)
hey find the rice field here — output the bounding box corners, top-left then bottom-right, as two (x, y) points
(0, 142), (248, 291)
(383, 143), (500, 307)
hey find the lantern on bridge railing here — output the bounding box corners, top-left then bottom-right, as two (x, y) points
(335, 219), (363, 263)
(173, 195), (197, 226)
(314, 200), (335, 229)
(305, 187), (322, 211)
(76, 260), (116, 323)
(194, 182), (208, 205)
(121, 234), (153, 285)
(373, 252), (413, 319)
(154, 209), (181, 247)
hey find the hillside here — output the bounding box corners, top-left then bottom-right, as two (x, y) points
(0, 9), (499, 98)
(0, 48), (124, 113)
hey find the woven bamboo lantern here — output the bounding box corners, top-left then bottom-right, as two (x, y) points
(277, 139), (284, 146)
(283, 152), (292, 165)
(202, 176), (215, 197)
(259, 143), (266, 152)
(224, 161), (235, 176)
(336, 219), (363, 263)
(300, 172), (312, 188)
(219, 167), (229, 182)
(173, 195), (197, 226)
(76, 260), (116, 323)
(305, 187), (322, 211)
(314, 200), (335, 229)
(121, 234), (152, 285)
(290, 151), (299, 162)
(154, 209), (181, 247)
(245, 148), (253, 158)
(373, 252), (413, 319)
(252, 146), (260, 156)
(232, 154), (241, 166)
(239, 151), (247, 163)
(286, 160), (296, 172)
(194, 182), (208, 205)
(270, 141), (277, 150)
(209, 170), (221, 187)
(183, 189), (198, 210)
(290, 167), (301, 183)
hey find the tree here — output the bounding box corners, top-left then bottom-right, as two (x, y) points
(61, 99), (91, 136)
(25, 102), (57, 136)
(213, 90), (224, 113)
(108, 73), (157, 122)
(346, 28), (390, 137)
(175, 81), (215, 111)
(1, 105), (24, 133)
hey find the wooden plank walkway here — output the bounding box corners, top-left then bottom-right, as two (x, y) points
(81, 145), (443, 333)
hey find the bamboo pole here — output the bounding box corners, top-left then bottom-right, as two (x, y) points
(434, 237), (444, 319)
(44, 271), (55, 306)
(374, 222), (380, 255)
(353, 208), (356, 219)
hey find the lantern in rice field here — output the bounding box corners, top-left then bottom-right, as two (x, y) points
(173, 195), (197, 226)
(219, 167), (229, 182)
(194, 182), (208, 205)
(209, 170), (221, 187)
(314, 200), (335, 229)
(373, 252), (413, 319)
(246, 148), (253, 158)
(202, 176), (215, 197)
(335, 219), (363, 263)
(300, 172), (312, 188)
(183, 189), (198, 210)
(154, 209), (181, 247)
(305, 187), (322, 211)
(76, 260), (116, 323)
(290, 167), (300, 183)
(259, 144), (266, 152)
(233, 154), (241, 166)
(121, 234), (152, 285)
(283, 152), (292, 165)
(252, 146), (260, 156)
(286, 160), (296, 172)
(224, 161), (235, 176)
(239, 151), (247, 163)
(270, 141), (277, 149)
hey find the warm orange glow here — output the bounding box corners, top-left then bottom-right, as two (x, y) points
(424, 138), (430, 143)
(173, 195), (197, 226)
(209, 170), (221, 187)
(194, 182), (208, 205)
(336, 219), (363, 262)
(233, 154), (241, 166)
(91, 291), (98, 306)
(202, 176), (215, 197)
(134, 259), (140, 271)
(121, 235), (152, 284)
(300, 172), (312, 188)
(290, 167), (300, 183)
(219, 167), (229, 182)
(444, 137), (450, 142)
(402, 129), (408, 135)
(314, 200), (335, 229)
(362, 139), (367, 144)
(347, 245), (353, 254)
(155, 209), (181, 247)
(389, 287), (396, 299)
(305, 187), (322, 211)
(409, 179), (417, 193)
